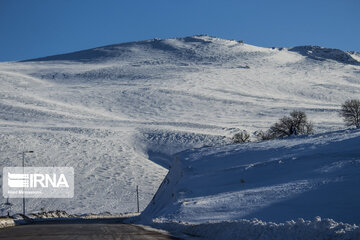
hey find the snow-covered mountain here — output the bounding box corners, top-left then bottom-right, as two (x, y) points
(0, 35), (359, 218)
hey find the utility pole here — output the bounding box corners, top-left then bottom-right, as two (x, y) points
(22, 151), (34, 216)
(136, 185), (139, 213)
(5, 198), (12, 217)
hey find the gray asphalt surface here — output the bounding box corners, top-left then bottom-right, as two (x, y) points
(0, 223), (182, 240)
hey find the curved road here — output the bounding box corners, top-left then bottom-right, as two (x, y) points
(0, 223), (181, 240)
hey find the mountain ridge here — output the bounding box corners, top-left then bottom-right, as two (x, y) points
(21, 35), (360, 65)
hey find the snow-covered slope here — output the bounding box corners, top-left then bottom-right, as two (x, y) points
(0, 35), (359, 216)
(140, 129), (360, 239)
(142, 129), (360, 225)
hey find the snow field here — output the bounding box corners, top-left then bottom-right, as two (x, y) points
(0, 35), (359, 217)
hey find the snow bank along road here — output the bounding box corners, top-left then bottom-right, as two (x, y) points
(139, 129), (360, 239)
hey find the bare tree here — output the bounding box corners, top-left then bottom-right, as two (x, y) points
(268, 111), (314, 138)
(232, 130), (251, 143)
(340, 99), (360, 128)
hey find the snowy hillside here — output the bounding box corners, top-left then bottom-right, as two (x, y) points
(142, 129), (360, 225)
(140, 129), (360, 239)
(0, 35), (360, 215)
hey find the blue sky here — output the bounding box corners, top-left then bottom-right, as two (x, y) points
(0, 0), (359, 61)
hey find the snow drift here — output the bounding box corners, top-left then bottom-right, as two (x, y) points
(140, 129), (360, 239)
(151, 217), (360, 240)
(142, 129), (360, 225)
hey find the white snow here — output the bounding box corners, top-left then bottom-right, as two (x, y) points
(0, 35), (359, 223)
(142, 129), (360, 224)
(151, 217), (360, 240)
(0, 218), (14, 229)
(140, 129), (360, 239)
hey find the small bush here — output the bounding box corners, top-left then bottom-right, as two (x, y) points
(232, 130), (251, 143)
(256, 111), (314, 141)
(340, 99), (360, 128)
(268, 111), (314, 138)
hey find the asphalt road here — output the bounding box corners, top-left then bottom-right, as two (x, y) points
(0, 223), (182, 240)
